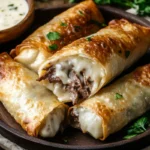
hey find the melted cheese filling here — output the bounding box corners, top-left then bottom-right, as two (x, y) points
(50, 56), (104, 102)
(39, 107), (65, 137)
(71, 107), (103, 139)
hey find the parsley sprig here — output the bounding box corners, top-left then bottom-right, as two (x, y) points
(115, 93), (123, 100)
(49, 44), (58, 50)
(124, 114), (150, 140)
(46, 32), (61, 41)
(69, 0), (150, 17)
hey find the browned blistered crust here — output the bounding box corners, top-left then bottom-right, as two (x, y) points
(0, 53), (43, 136)
(77, 101), (115, 140)
(69, 64), (150, 140)
(133, 64), (150, 86)
(10, 0), (104, 57)
(0, 53), (11, 79)
(0, 52), (69, 137)
(53, 19), (150, 65)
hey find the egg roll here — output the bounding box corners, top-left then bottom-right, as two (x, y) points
(0, 53), (68, 138)
(10, 0), (104, 72)
(38, 19), (150, 104)
(68, 64), (150, 140)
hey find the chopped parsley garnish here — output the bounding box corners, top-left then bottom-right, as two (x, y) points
(8, 4), (14, 7)
(125, 50), (130, 58)
(123, 134), (137, 139)
(74, 25), (81, 32)
(19, 13), (25, 16)
(62, 137), (68, 143)
(69, 0), (150, 17)
(9, 7), (18, 10)
(115, 93), (123, 100)
(63, 139), (68, 143)
(86, 37), (92, 41)
(78, 10), (84, 16)
(69, 0), (75, 3)
(60, 22), (67, 27)
(86, 35), (93, 41)
(101, 23), (107, 27)
(46, 32), (61, 41)
(48, 44), (58, 50)
(124, 115), (150, 140)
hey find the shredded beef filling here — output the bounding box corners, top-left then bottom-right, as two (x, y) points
(38, 66), (93, 104)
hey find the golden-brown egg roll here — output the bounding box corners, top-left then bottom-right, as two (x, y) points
(38, 19), (150, 104)
(10, 0), (104, 72)
(0, 53), (68, 138)
(68, 64), (150, 140)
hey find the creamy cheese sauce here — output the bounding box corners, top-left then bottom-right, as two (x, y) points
(0, 0), (29, 30)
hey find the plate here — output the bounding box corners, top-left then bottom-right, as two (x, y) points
(0, 5), (150, 150)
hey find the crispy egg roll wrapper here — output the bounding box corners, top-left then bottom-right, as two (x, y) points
(38, 19), (150, 104)
(68, 64), (150, 140)
(10, 0), (104, 72)
(0, 53), (68, 137)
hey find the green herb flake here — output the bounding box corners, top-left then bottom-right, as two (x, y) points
(69, 0), (75, 3)
(71, 1), (150, 16)
(101, 23), (107, 27)
(63, 139), (68, 143)
(123, 116), (150, 140)
(8, 4), (14, 7)
(115, 93), (123, 100)
(9, 7), (18, 10)
(46, 32), (61, 41)
(86, 36), (93, 41)
(60, 22), (67, 27)
(125, 50), (130, 58)
(123, 134), (137, 140)
(48, 44), (58, 50)
(19, 13), (25, 16)
(78, 10), (84, 16)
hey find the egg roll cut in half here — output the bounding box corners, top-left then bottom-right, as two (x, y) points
(68, 64), (150, 140)
(0, 53), (68, 138)
(38, 19), (150, 104)
(10, 0), (104, 73)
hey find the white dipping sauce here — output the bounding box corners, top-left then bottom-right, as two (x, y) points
(0, 0), (29, 30)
